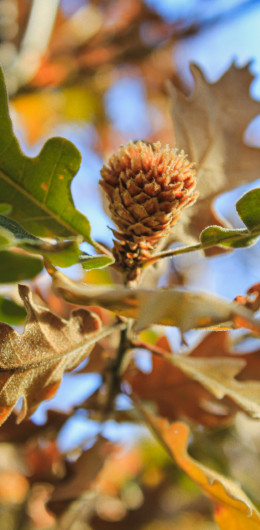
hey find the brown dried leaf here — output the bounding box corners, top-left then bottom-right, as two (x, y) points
(0, 410), (68, 443)
(127, 332), (260, 426)
(78, 341), (114, 375)
(124, 336), (235, 428)
(173, 355), (260, 419)
(182, 330), (260, 383)
(0, 284), (108, 425)
(48, 437), (112, 516)
(169, 64), (260, 240)
(25, 439), (63, 483)
(94, 446), (142, 496)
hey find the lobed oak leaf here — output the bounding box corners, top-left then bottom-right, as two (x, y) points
(171, 331), (260, 419)
(0, 67), (92, 243)
(169, 63), (260, 241)
(144, 413), (260, 530)
(127, 332), (260, 426)
(172, 355), (260, 419)
(187, 330), (260, 382)
(0, 284), (112, 425)
(124, 335), (235, 428)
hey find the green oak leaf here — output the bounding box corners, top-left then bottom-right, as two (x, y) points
(200, 188), (260, 249)
(236, 188), (260, 232)
(0, 297), (26, 325)
(80, 254), (115, 270)
(200, 226), (258, 248)
(0, 66), (92, 242)
(0, 250), (43, 283)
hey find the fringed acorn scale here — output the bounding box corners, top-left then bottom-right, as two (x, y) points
(100, 141), (197, 279)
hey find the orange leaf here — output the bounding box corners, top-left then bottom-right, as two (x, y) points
(145, 412), (260, 529)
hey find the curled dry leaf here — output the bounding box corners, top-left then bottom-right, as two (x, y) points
(169, 64), (260, 241)
(50, 268), (260, 333)
(0, 284), (116, 425)
(235, 282), (260, 312)
(144, 411), (260, 530)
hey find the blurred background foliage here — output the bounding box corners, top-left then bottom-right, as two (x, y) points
(1, 1), (260, 529)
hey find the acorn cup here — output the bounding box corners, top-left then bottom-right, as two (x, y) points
(100, 141), (198, 280)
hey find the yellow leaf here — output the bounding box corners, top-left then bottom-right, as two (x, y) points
(12, 92), (62, 144)
(145, 413), (260, 529)
(12, 86), (101, 144)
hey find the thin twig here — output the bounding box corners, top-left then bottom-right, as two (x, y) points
(141, 227), (252, 267)
(131, 339), (172, 359)
(101, 321), (131, 417)
(142, 242), (202, 266)
(92, 239), (114, 258)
